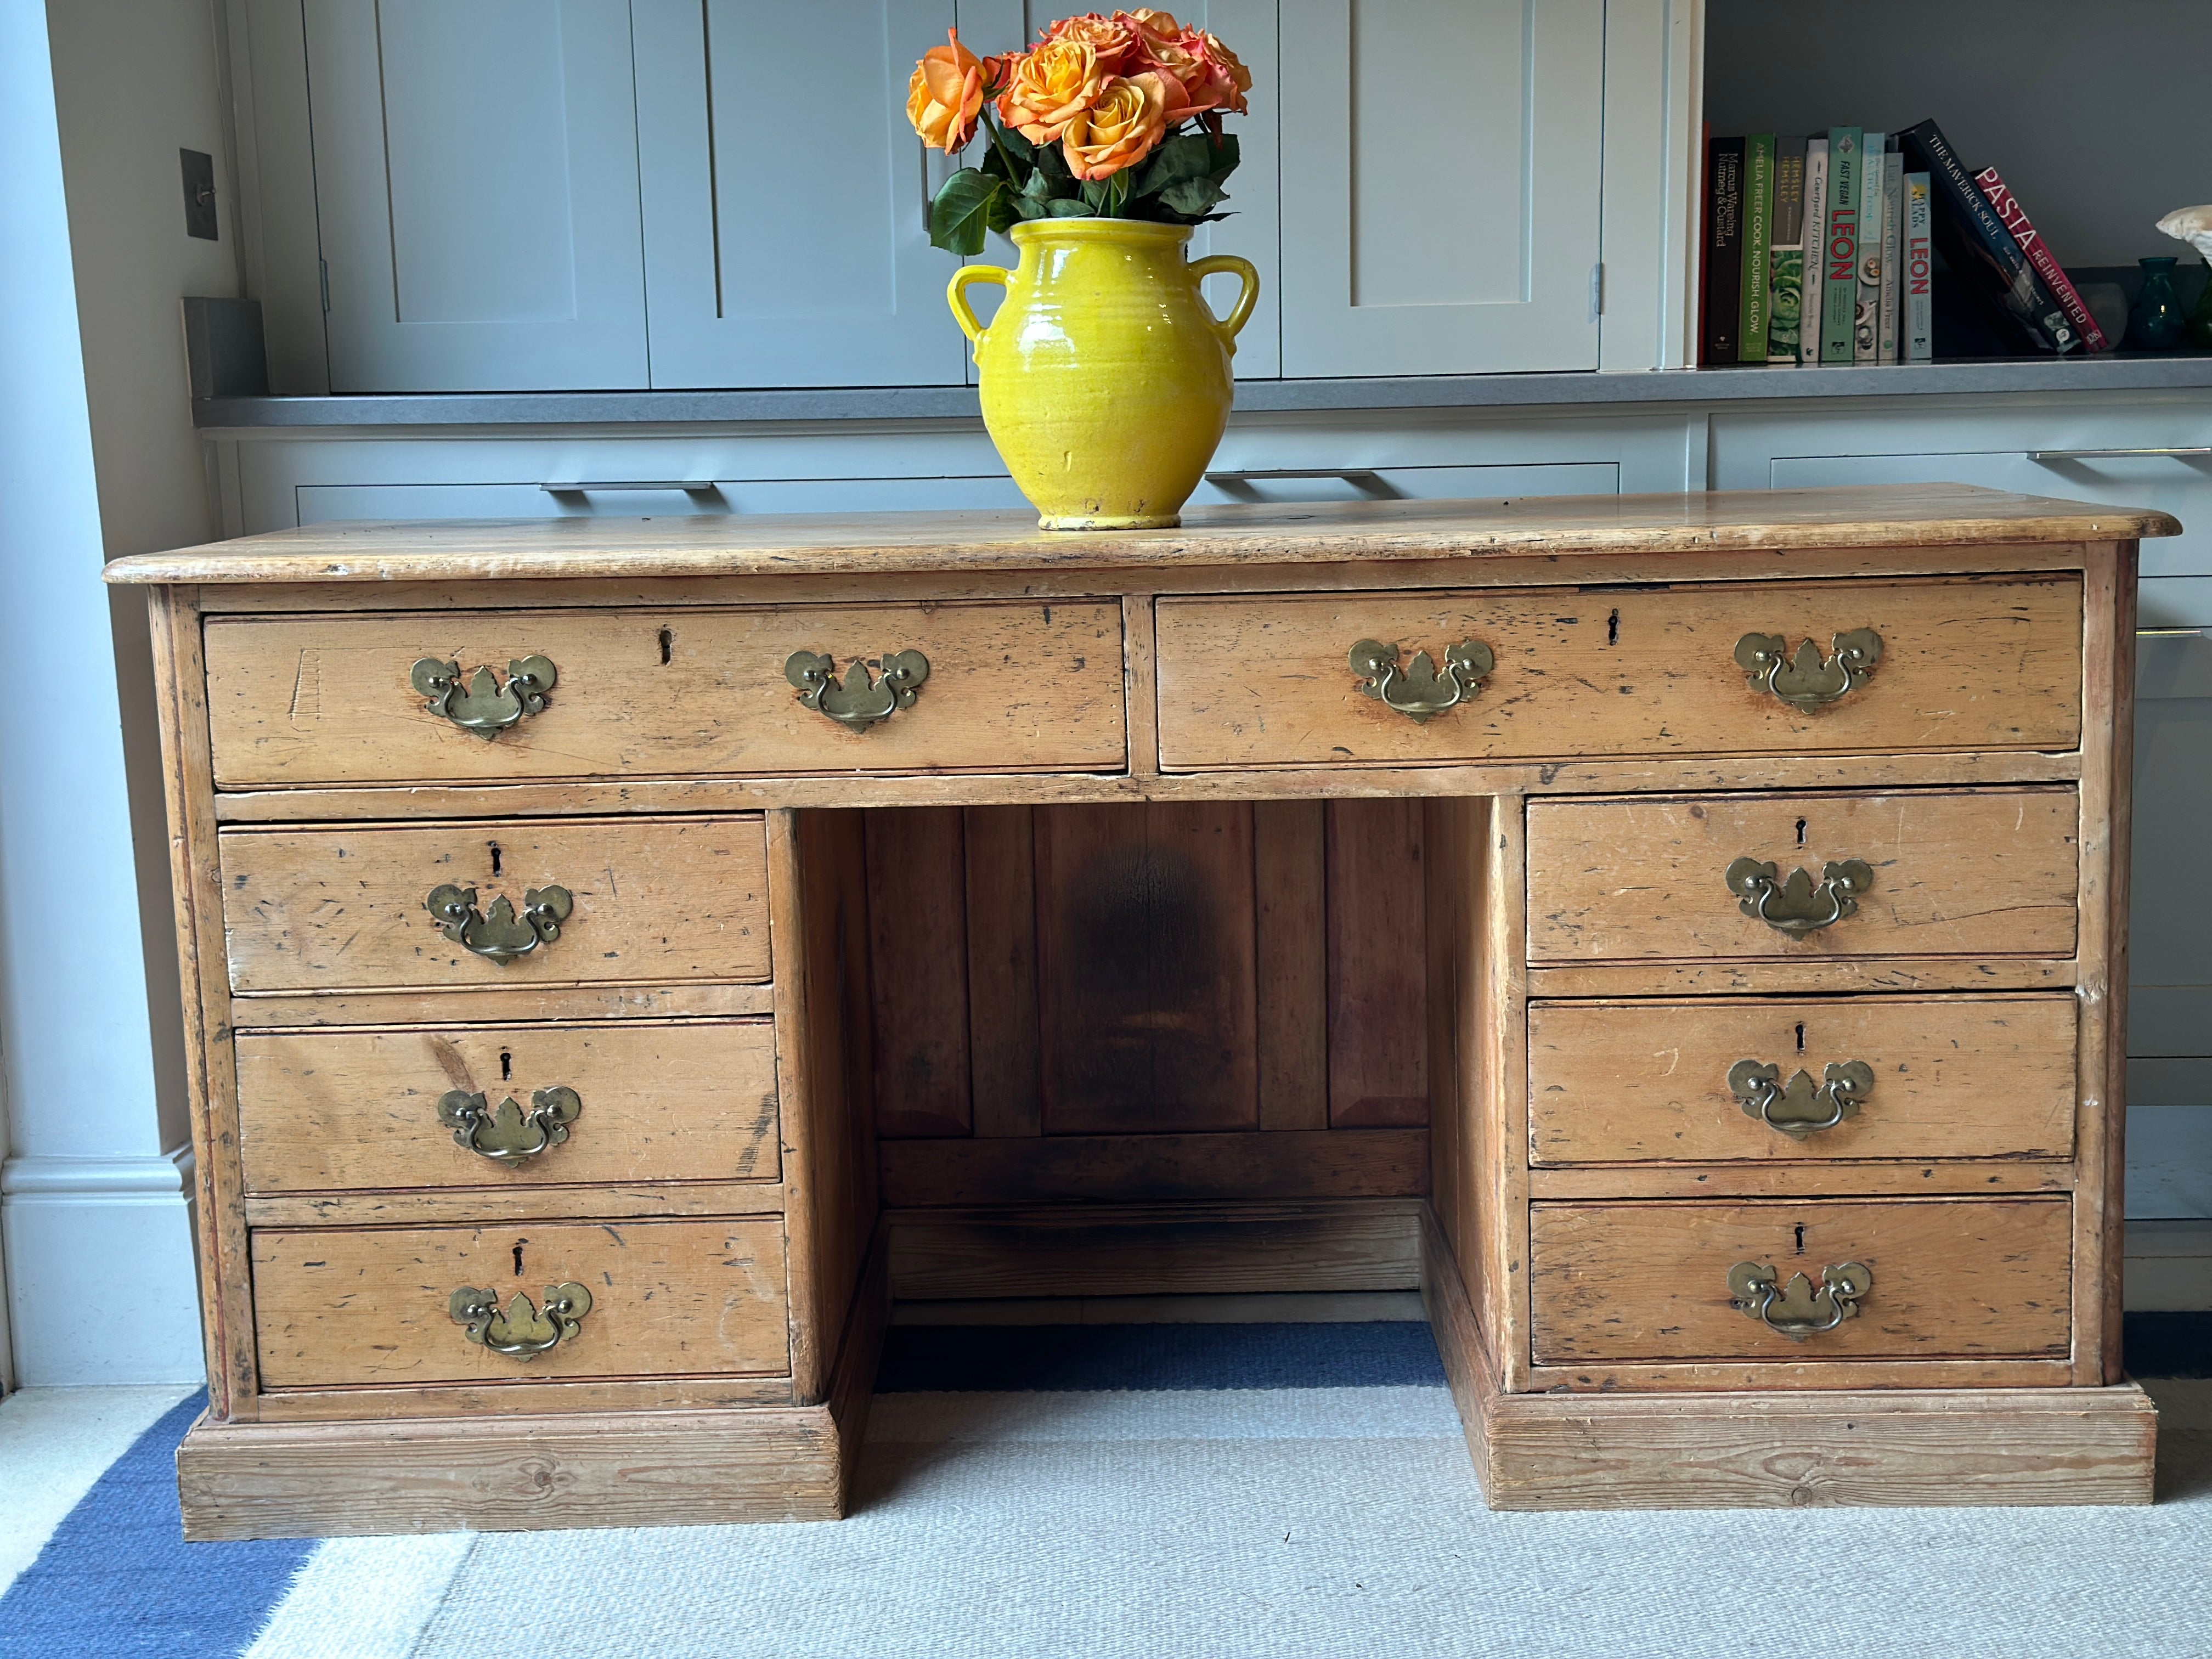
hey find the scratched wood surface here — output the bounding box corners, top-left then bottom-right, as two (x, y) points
(1156, 574), (2083, 768)
(201, 601), (1127, 787)
(251, 1218), (789, 1389)
(234, 1019), (780, 1193)
(1525, 788), (2080, 963)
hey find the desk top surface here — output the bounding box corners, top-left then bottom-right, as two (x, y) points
(105, 482), (2178, 586)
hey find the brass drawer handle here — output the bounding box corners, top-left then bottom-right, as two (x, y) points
(411, 655), (557, 736)
(437, 1086), (582, 1165)
(785, 650), (930, 731)
(1725, 857), (1872, 936)
(1728, 1058), (1874, 1138)
(448, 1283), (592, 1361)
(425, 883), (574, 964)
(1734, 628), (1882, 711)
(1728, 1260), (1872, 1341)
(1348, 638), (1495, 724)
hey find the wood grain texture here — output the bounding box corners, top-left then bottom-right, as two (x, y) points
(1527, 1197), (2072, 1363)
(1035, 803), (1259, 1134)
(1327, 799), (1429, 1127)
(246, 1373), (797, 1423)
(866, 807), (971, 1137)
(963, 805), (1043, 1138)
(1254, 800), (1329, 1130)
(1526, 995), (2078, 1165)
(1525, 958), (2075, 999)
(1158, 575), (2083, 767)
(1526, 1163), (2071, 1200)
(219, 815), (769, 994)
(201, 601), (1127, 786)
(877, 1128), (1429, 1206)
(243, 1182), (787, 1229)
(105, 484), (2179, 586)
(234, 1020), (779, 1193)
(252, 1218), (789, 1389)
(886, 1199), (1421, 1299)
(224, 982), (776, 1029)
(1525, 788), (2080, 963)
(1421, 1206), (2153, 1510)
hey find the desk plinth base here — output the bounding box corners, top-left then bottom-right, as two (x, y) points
(1419, 1209), (2159, 1510)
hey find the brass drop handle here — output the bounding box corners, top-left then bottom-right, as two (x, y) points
(786, 649), (930, 731)
(425, 884), (573, 964)
(1735, 629), (1882, 711)
(437, 1086), (582, 1165)
(1348, 638), (1495, 724)
(1725, 857), (1872, 936)
(448, 1283), (592, 1361)
(1728, 1058), (1874, 1138)
(411, 655), (556, 736)
(1728, 1260), (1872, 1341)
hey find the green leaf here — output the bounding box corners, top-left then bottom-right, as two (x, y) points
(997, 123), (1036, 167)
(1159, 175), (1229, 217)
(1031, 140), (1073, 185)
(1045, 197), (1091, 217)
(928, 170), (1005, 256)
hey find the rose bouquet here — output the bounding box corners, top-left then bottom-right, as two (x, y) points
(905, 9), (1249, 256)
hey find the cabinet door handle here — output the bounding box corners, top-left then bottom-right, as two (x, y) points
(448, 1283), (591, 1361)
(1734, 629), (1882, 710)
(1727, 1058), (1873, 1137)
(437, 1086), (582, 1165)
(1725, 857), (1872, 936)
(411, 656), (557, 737)
(785, 650), (930, 731)
(1348, 638), (1495, 724)
(2028, 447), (2212, 461)
(1728, 1261), (1872, 1341)
(425, 884), (573, 964)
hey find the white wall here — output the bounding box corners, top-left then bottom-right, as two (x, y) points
(0, 0), (228, 1386)
(1704, 0), (2210, 269)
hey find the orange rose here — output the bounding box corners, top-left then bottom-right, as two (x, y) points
(1134, 29), (1215, 110)
(1062, 69), (1173, 181)
(1116, 8), (1184, 53)
(1193, 31), (1251, 115)
(1042, 12), (1138, 71)
(997, 38), (1109, 143)
(905, 29), (984, 152)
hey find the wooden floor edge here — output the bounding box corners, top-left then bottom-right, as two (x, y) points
(1415, 1203), (2159, 1510)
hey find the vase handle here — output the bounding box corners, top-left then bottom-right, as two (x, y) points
(947, 264), (1008, 345)
(1189, 255), (1261, 348)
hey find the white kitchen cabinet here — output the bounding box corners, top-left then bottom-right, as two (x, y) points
(301, 1), (650, 391)
(1276, 0), (1607, 376)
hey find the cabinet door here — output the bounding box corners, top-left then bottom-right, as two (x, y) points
(302, 2), (649, 391)
(634, 0), (971, 388)
(1276, 0), (1605, 376)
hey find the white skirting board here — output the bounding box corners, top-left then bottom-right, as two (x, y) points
(0, 1151), (203, 1385)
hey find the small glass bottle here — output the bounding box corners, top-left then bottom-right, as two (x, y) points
(2129, 256), (2186, 351)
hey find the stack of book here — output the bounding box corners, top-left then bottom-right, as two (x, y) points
(1700, 118), (2104, 366)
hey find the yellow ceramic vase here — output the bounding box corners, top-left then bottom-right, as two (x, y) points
(949, 219), (1260, 530)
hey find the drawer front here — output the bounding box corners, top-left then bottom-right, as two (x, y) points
(1528, 1198), (2072, 1362)
(1528, 996), (2078, 1164)
(235, 1019), (778, 1194)
(202, 600), (1127, 787)
(1525, 788), (2079, 963)
(1155, 574), (2082, 769)
(252, 1218), (787, 1389)
(219, 815), (769, 994)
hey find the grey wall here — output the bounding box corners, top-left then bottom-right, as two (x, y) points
(1704, 0), (2209, 269)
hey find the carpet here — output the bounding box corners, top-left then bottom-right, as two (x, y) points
(2, 1319), (2209, 1659)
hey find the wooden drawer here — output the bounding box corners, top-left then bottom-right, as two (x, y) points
(253, 1218), (787, 1389)
(1154, 574), (2082, 769)
(1528, 1198), (2072, 1363)
(202, 600), (1127, 787)
(235, 1019), (778, 1194)
(1528, 995), (2078, 1165)
(219, 815), (768, 995)
(1525, 788), (2078, 963)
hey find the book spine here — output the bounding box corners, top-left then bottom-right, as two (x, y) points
(1768, 151), (1804, 363)
(1695, 120), (1711, 364)
(1854, 135), (1883, 364)
(1899, 119), (2076, 353)
(1819, 128), (1860, 363)
(1799, 140), (1829, 366)
(1703, 137), (1745, 364)
(1739, 133), (1774, 362)
(1972, 165), (2108, 352)
(1878, 149), (1903, 362)
(1904, 171), (1933, 362)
